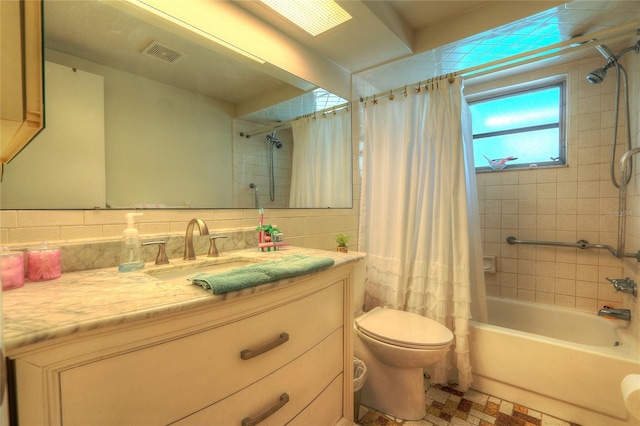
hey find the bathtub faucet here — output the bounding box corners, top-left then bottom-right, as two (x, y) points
(597, 307), (631, 321)
(605, 277), (637, 297)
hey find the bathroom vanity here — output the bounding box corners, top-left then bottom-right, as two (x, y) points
(3, 247), (363, 425)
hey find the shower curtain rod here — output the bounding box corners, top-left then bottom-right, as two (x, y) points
(359, 21), (640, 104)
(239, 102), (350, 139)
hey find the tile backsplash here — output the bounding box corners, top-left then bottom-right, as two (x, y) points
(0, 208), (359, 273)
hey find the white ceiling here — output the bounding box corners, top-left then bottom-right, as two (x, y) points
(350, 0), (640, 97)
(237, 1), (567, 73)
(44, 0), (640, 124)
(241, 0), (640, 123)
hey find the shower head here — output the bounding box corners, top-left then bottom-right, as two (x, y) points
(266, 133), (283, 149)
(587, 44), (616, 84)
(586, 67), (607, 84)
(586, 41), (640, 83)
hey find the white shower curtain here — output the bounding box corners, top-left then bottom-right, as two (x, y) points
(289, 110), (351, 207)
(359, 76), (487, 390)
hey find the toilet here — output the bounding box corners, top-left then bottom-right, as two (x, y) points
(353, 260), (454, 420)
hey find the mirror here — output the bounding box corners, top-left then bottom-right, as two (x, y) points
(0, 0), (351, 209)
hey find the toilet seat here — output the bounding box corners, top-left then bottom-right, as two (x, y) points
(355, 307), (453, 350)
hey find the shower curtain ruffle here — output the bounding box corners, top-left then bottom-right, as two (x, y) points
(359, 76), (485, 391)
(363, 254), (408, 309)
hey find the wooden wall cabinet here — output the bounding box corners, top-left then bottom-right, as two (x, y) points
(0, 0), (44, 171)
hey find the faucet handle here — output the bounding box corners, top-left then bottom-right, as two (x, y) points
(208, 235), (227, 257)
(143, 241), (169, 265)
(606, 277), (637, 297)
(606, 277), (621, 289)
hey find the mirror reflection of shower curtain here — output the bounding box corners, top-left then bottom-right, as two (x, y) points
(289, 110), (351, 207)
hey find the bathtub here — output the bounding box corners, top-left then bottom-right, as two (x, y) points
(469, 296), (640, 426)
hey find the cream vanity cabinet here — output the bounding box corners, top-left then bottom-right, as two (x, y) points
(7, 264), (355, 425)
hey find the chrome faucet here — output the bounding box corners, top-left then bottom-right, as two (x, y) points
(606, 277), (637, 297)
(598, 307), (631, 321)
(184, 218), (209, 260)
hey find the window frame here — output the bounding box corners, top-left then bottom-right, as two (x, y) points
(467, 76), (567, 172)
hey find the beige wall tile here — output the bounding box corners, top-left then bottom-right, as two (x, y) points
(554, 294), (575, 308)
(18, 210), (84, 227)
(60, 225), (104, 240)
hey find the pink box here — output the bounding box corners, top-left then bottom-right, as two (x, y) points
(2, 250), (25, 290)
(28, 243), (61, 282)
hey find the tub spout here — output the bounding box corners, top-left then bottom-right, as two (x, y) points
(597, 307), (631, 321)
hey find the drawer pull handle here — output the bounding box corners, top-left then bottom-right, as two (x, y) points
(241, 393), (289, 426)
(240, 332), (289, 360)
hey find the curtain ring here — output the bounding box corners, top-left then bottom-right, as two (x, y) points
(403, 86), (408, 97)
(388, 90), (394, 101)
(416, 82), (421, 94)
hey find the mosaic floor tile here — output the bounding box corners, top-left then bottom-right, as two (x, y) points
(356, 384), (580, 426)
(358, 408), (402, 426)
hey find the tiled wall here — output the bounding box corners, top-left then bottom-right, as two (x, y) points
(623, 48), (640, 340)
(469, 46), (639, 316)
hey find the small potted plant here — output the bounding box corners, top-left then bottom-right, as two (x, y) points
(335, 233), (350, 253)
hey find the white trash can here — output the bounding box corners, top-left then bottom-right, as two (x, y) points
(353, 357), (367, 421)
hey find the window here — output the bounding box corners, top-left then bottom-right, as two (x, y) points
(468, 77), (566, 172)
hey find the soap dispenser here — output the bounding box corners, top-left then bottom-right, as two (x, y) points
(119, 213), (144, 272)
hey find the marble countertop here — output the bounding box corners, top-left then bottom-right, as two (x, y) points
(3, 246), (365, 353)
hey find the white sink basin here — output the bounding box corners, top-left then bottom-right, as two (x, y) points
(146, 258), (258, 285)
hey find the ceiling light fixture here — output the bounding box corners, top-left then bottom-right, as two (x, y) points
(260, 0), (352, 36)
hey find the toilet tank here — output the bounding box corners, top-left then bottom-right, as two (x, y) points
(353, 257), (366, 314)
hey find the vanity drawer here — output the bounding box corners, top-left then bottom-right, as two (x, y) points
(289, 374), (344, 425)
(172, 329), (344, 425)
(59, 282), (344, 425)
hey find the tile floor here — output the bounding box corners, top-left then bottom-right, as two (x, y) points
(356, 383), (580, 426)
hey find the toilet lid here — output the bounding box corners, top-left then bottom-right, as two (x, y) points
(356, 307), (453, 349)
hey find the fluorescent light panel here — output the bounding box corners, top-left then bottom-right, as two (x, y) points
(260, 0), (352, 36)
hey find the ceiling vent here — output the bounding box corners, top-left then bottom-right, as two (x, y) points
(141, 41), (185, 64)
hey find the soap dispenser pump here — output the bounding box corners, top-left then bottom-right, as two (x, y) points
(119, 212), (144, 272)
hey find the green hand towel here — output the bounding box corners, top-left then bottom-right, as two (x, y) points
(189, 254), (335, 294)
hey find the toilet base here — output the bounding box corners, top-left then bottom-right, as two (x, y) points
(355, 337), (427, 420)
